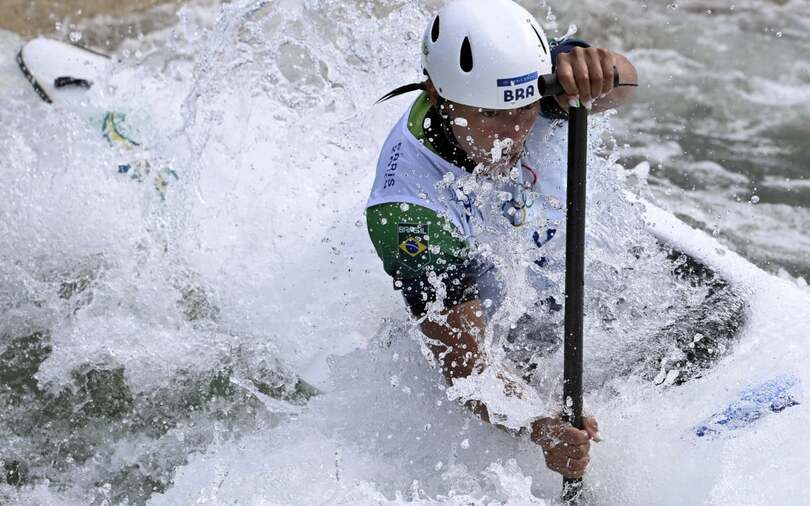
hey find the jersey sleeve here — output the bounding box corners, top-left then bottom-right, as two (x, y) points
(550, 37), (591, 64)
(366, 202), (468, 279)
(367, 203), (478, 315)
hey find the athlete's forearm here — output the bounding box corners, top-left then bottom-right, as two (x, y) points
(418, 300), (598, 479)
(419, 299), (486, 381)
(419, 299), (546, 435)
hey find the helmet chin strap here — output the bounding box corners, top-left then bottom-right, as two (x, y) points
(435, 96), (465, 152)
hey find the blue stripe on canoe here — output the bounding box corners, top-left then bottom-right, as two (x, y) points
(694, 376), (801, 439)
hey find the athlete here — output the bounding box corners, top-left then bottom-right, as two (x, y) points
(366, 0), (637, 480)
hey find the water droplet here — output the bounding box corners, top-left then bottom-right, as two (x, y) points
(394, 280), (403, 288)
(380, 217), (388, 225)
(482, 298), (493, 308)
(750, 195), (760, 204)
(354, 220), (362, 227)
(664, 369), (680, 386)
(399, 203), (410, 211)
(564, 24), (578, 38)
(460, 439), (470, 449)
(667, 2), (678, 10)
(418, 191), (428, 200)
(453, 117), (468, 127)
(776, 31), (783, 38)
(423, 117), (431, 129)
(69, 31), (83, 42)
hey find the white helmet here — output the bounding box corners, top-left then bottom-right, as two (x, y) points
(421, 0), (552, 110)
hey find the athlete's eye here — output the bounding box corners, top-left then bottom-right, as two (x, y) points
(480, 109), (498, 118)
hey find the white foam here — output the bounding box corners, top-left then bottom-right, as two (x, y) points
(2, 0), (810, 504)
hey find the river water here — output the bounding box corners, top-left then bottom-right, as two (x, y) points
(0, 0), (808, 504)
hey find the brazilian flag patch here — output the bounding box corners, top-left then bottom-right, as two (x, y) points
(397, 223), (430, 273)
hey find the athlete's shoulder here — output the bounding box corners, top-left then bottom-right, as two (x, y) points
(366, 202), (468, 280)
(367, 104), (463, 221)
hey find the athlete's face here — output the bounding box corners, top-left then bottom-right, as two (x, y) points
(442, 100), (542, 172)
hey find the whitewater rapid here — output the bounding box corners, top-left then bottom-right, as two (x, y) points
(1, 0), (808, 504)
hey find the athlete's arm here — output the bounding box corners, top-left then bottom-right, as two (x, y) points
(419, 298), (600, 479)
(419, 299), (485, 381)
(367, 202), (599, 478)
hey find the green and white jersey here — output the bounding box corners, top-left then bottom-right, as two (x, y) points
(366, 93), (568, 311)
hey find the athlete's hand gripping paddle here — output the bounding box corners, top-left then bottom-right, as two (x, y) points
(538, 66), (634, 100)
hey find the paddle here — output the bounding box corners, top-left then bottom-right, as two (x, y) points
(538, 75), (589, 503)
(561, 103), (588, 503)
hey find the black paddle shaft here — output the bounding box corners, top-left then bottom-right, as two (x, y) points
(537, 72), (589, 503)
(563, 104), (587, 429)
(561, 104), (587, 503)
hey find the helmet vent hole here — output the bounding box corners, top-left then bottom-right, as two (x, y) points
(531, 25), (548, 54)
(431, 16), (440, 42)
(460, 36), (473, 72)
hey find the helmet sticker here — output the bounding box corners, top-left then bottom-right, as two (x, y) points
(497, 71), (539, 105)
(496, 72), (539, 87)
